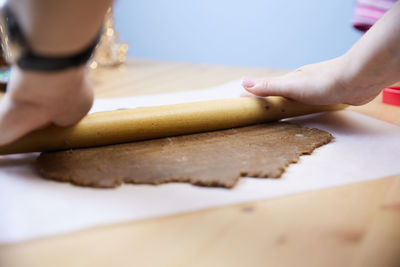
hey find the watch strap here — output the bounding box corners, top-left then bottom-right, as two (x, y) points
(17, 33), (100, 71)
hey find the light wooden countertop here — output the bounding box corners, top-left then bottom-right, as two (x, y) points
(1, 59), (399, 267)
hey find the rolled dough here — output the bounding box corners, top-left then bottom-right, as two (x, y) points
(36, 123), (332, 188)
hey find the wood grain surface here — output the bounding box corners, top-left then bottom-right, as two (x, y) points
(0, 59), (399, 267)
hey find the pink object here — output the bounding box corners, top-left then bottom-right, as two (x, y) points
(352, 0), (397, 32)
(382, 86), (400, 106)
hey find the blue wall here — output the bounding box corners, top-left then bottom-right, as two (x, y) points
(114, 0), (362, 69)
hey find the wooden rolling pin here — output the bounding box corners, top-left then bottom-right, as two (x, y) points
(0, 97), (347, 155)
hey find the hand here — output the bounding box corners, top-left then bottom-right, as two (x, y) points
(241, 56), (383, 106)
(0, 66), (94, 146)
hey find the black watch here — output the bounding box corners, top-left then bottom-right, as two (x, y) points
(0, 2), (100, 71)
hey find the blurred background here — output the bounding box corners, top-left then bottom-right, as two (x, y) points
(114, 0), (361, 69)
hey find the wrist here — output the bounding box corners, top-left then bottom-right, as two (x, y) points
(8, 65), (88, 103)
(337, 52), (385, 105)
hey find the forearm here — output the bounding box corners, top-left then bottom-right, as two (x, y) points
(8, 0), (112, 55)
(344, 1), (400, 90)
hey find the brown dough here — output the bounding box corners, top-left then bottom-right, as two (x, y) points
(36, 123), (332, 188)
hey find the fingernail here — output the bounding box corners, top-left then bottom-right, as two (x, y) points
(241, 77), (256, 89)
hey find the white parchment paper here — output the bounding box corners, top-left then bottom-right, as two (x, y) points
(1, 81), (399, 244)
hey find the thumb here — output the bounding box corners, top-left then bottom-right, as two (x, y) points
(241, 76), (296, 99)
(0, 95), (49, 146)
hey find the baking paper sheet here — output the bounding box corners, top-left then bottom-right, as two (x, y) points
(1, 81), (399, 244)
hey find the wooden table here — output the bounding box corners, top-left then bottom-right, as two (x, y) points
(1, 59), (399, 267)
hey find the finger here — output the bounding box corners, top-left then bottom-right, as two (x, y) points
(240, 91), (255, 97)
(0, 95), (49, 146)
(241, 75), (303, 101)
